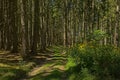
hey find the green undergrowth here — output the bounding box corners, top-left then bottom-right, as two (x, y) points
(29, 46), (67, 80)
(0, 67), (26, 80)
(0, 46), (67, 80)
(30, 69), (64, 80)
(48, 45), (66, 54)
(0, 61), (35, 80)
(66, 43), (120, 80)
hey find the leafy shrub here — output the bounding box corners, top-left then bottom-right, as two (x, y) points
(67, 68), (96, 80)
(67, 43), (120, 80)
(91, 30), (106, 41)
(87, 29), (107, 42)
(78, 68), (95, 80)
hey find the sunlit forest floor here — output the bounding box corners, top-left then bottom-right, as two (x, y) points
(1, 45), (120, 80)
(0, 46), (68, 80)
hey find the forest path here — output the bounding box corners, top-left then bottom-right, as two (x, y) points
(22, 52), (67, 80)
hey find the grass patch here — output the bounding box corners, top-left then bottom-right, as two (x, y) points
(0, 67), (26, 80)
(0, 46), (67, 80)
(30, 69), (64, 80)
(0, 61), (36, 80)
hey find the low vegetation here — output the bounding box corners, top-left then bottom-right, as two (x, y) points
(66, 43), (120, 80)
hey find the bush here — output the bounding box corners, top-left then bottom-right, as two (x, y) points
(67, 68), (96, 80)
(79, 68), (95, 80)
(67, 43), (120, 80)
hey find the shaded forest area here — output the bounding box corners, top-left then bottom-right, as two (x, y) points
(0, 0), (120, 80)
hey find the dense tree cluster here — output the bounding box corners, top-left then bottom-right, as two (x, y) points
(0, 0), (120, 58)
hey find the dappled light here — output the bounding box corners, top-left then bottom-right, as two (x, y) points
(0, 0), (120, 80)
